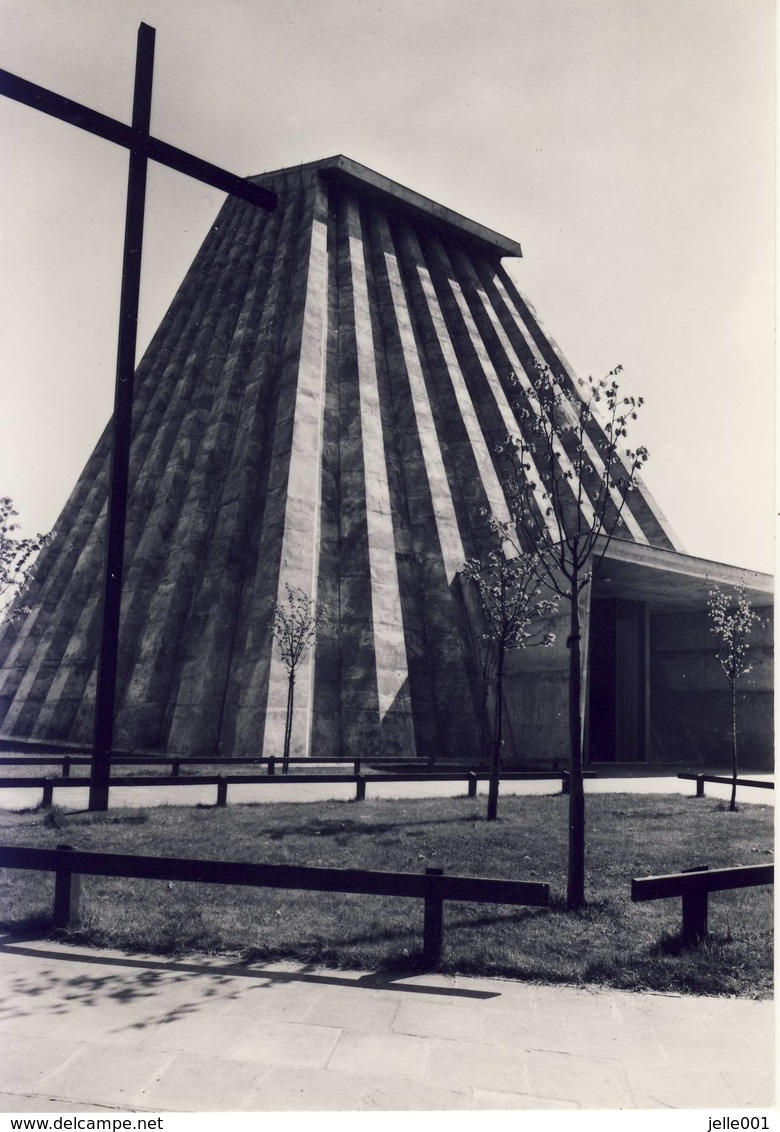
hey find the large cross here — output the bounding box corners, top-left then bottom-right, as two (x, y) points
(1, 24), (277, 810)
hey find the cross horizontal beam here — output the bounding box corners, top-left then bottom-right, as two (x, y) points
(0, 67), (276, 211)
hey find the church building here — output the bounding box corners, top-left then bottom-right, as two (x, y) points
(0, 156), (772, 768)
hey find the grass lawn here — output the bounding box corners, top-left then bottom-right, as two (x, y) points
(0, 793), (772, 998)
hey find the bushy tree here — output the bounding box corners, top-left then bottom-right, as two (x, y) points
(462, 547), (556, 820)
(0, 496), (50, 620)
(270, 583), (328, 771)
(488, 363), (648, 907)
(707, 582), (758, 811)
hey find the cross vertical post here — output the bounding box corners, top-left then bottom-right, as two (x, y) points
(89, 24), (155, 811)
(1, 27), (276, 804)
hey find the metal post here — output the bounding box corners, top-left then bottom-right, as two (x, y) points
(62, 756), (71, 779)
(353, 759), (361, 776)
(268, 756), (276, 776)
(423, 868), (445, 967)
(172, 758), (180, 777)
(355, 774), (366, 802)
(696, 774), (705, 798)
(89, 23), (156, 812)
(216, 776), (228, 806)
(41, 778), (53, 808)
(467, 771), (478, 798)
(561, 771), (570, 795)
(54, 844), (81, 928)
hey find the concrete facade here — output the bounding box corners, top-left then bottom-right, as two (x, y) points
(0, 156), (772, 765)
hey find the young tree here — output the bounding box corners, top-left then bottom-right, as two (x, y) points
(270, 583), (328, 772)
(462, 547), (556, 821)
(0, 496), (51, 621)
(488, 363), (648, 908)
(707, 582), (758, 812)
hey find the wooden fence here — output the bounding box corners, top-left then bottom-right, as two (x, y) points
(0, 843), (550, 967)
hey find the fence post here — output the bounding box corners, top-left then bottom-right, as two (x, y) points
(172, 758), (181, 778)
(561, 771), (570, 795)
(353, 759), (361, 776)
(467, 772), (478, 798)
(681, 865), (709, 944)
(216, 776), (228, 807)
(62, 756), (71, 780)
(696, 774), (705, 798)
(423, 868), (445, 967)
(267, 756), (276, 776)
(54, 844), (81, 928)
(355, 774), (366, 802)
(42, 778), (54, 808)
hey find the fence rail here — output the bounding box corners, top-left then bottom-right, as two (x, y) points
(0, 843), (550, 967)
(631, 862), (774, 943)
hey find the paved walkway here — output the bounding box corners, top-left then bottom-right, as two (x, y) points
(0, 938), (773, 1112)
(0, 774), (774, 811)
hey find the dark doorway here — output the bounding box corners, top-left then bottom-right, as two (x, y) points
(587, 597), (647, 762)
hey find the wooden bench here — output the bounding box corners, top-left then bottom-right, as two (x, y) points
(0, 768), (594, 806)
(0, 843), (549, 968)
(631, 863), (773, 944)
(678, 773), (774, 798)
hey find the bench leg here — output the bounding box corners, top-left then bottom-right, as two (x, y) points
(423, 868), (444, 967)
(54, 845), (81, 928)
(681, 889), (708, 944)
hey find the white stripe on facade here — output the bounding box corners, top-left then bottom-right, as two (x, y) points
(347, 204), (409, 719)
(264, 213), (329, 755)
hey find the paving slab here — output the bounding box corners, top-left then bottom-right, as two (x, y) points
(0, 937), (773, 1111)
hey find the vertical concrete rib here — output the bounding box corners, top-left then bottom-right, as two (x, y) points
(260, 180), (329, 758)
(343, 195), (412, 742)
(310, 195), (342, 759)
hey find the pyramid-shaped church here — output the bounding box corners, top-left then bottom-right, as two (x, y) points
(0, 156), (772, 767)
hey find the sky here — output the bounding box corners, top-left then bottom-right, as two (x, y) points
(0, 0), (775, 574)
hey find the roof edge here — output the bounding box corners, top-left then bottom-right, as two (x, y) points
(249, 154), (523, 260)
(600, 535), (774, 597)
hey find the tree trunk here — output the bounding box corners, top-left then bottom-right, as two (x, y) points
(487, 640), (505, 822)
(729, 679), (738, 812)
(282, 671), (295, 774)
(567, 570), (586, 909)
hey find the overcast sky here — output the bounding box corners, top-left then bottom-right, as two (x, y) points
(0, 0), (774, 574)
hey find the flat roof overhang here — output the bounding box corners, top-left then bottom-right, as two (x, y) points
(592, 537), (773, 614)
(250, 154), (523, 261)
